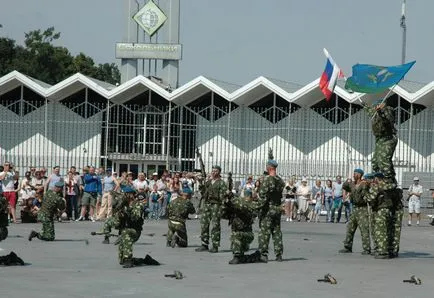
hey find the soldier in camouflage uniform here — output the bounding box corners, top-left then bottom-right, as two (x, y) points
(195, 165), (227, 253)
(390, 187), (404, 258)
(101, 189), (159, 268)
(364, 101), (397, 184)
(256, 159), (285, 263)
(28, 181), (66, 241)
(366, 173), (394, 259)
(225, 189), (260, 265)
(166, 191), (196, 248)
(339, 169), (371, 255)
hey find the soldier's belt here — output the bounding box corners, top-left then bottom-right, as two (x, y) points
(170, 220), (183, 225)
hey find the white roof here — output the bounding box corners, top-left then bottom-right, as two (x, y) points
(0, 70), (433, 107)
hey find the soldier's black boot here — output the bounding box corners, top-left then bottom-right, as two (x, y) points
(102, 236), (110, 244)
(28, 230), (39, 241)
(229, 255), (241, 265)
(209, 246), (218, 253)
(361, 250), (371, 255)
(275, 255), (283, 262)
(195, 245), (209, 252)
(166, 240), (171, 247)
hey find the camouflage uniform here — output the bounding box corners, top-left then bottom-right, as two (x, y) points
(390, 188), (404, 257)
(341, 181), (371, 253)
(365, 104), (397, 182)
(0, 195), (8, 241)
(166, 197), (196, 247)
(199, 178), (227, 249)
(257, 175), (285, 259)
(226, 196), (257, 260)
(103, 198), (144, 264)
(367, 180), (394, 258)
(34, 190), (65, 241)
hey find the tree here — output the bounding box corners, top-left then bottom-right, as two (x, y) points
(0, 27), (120, 85)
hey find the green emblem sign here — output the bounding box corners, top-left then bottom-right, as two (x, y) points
(133, 0), (167, 36)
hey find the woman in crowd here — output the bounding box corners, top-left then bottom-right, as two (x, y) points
(324, 179), (334, 222)
(283, 178), (297, 222)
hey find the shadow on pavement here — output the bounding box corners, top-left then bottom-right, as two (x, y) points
(278, 257), (308, 262)
(398, 251), (434, 259)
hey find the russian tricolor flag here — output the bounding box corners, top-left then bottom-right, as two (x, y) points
(319, 48), (344, 101)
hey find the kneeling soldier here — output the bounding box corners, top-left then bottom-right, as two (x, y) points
(166, 191), (196, 247)
(29, 181), (65, 241)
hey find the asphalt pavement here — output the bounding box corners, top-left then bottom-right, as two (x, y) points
(1, 217), (434, 298)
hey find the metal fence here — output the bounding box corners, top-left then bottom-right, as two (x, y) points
(0, 86), (433, 184)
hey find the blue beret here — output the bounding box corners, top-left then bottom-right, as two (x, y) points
(363, 173), (374, 179)
(121, 185), (136, 193)
(212, 165), (222, 172)
(54, 181), (64, 188)
(267, 160), (278, 168)
(353, 168), (364, 175)
(374, 172), (385, 178)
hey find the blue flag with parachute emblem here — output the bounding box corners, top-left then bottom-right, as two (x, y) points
(345, 61), (416, 93)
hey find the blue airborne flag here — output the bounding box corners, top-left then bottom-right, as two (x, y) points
(345, 61), (416, 93)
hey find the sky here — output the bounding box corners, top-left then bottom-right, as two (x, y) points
(0, 0), (433, 86)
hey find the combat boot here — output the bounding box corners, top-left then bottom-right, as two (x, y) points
(28, 230), (39, 241)
(102, 236), (110, 244)
(275, 255), (283, 262)
(229, 256), (241, 265)
(361, 251), (371, 255)
(195, 245), (209, 252)
(209, 246), (218, 253)
(338, 247), (352, 253)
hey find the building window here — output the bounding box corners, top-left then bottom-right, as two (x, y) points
(187, 92), (237, 122)
(0, 86), (46, 116)
(249, 93), (299, 123)
(311, 97), (362, 124)
(60, 89), (105, 118)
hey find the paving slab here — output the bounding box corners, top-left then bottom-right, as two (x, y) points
(1, 218), (434, 298)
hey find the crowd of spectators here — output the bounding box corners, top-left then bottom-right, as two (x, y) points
(0, 162), (201, 224)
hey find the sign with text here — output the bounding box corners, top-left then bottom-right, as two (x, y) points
(115, 43), (182, 60)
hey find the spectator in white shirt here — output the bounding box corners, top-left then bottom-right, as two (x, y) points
(0, 162), (18, 223)
(407, 177), (423, 226)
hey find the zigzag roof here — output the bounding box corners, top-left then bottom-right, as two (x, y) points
(0, 70), (433, 107)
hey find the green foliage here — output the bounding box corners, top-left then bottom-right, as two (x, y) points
(0, 27), (120, 85)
